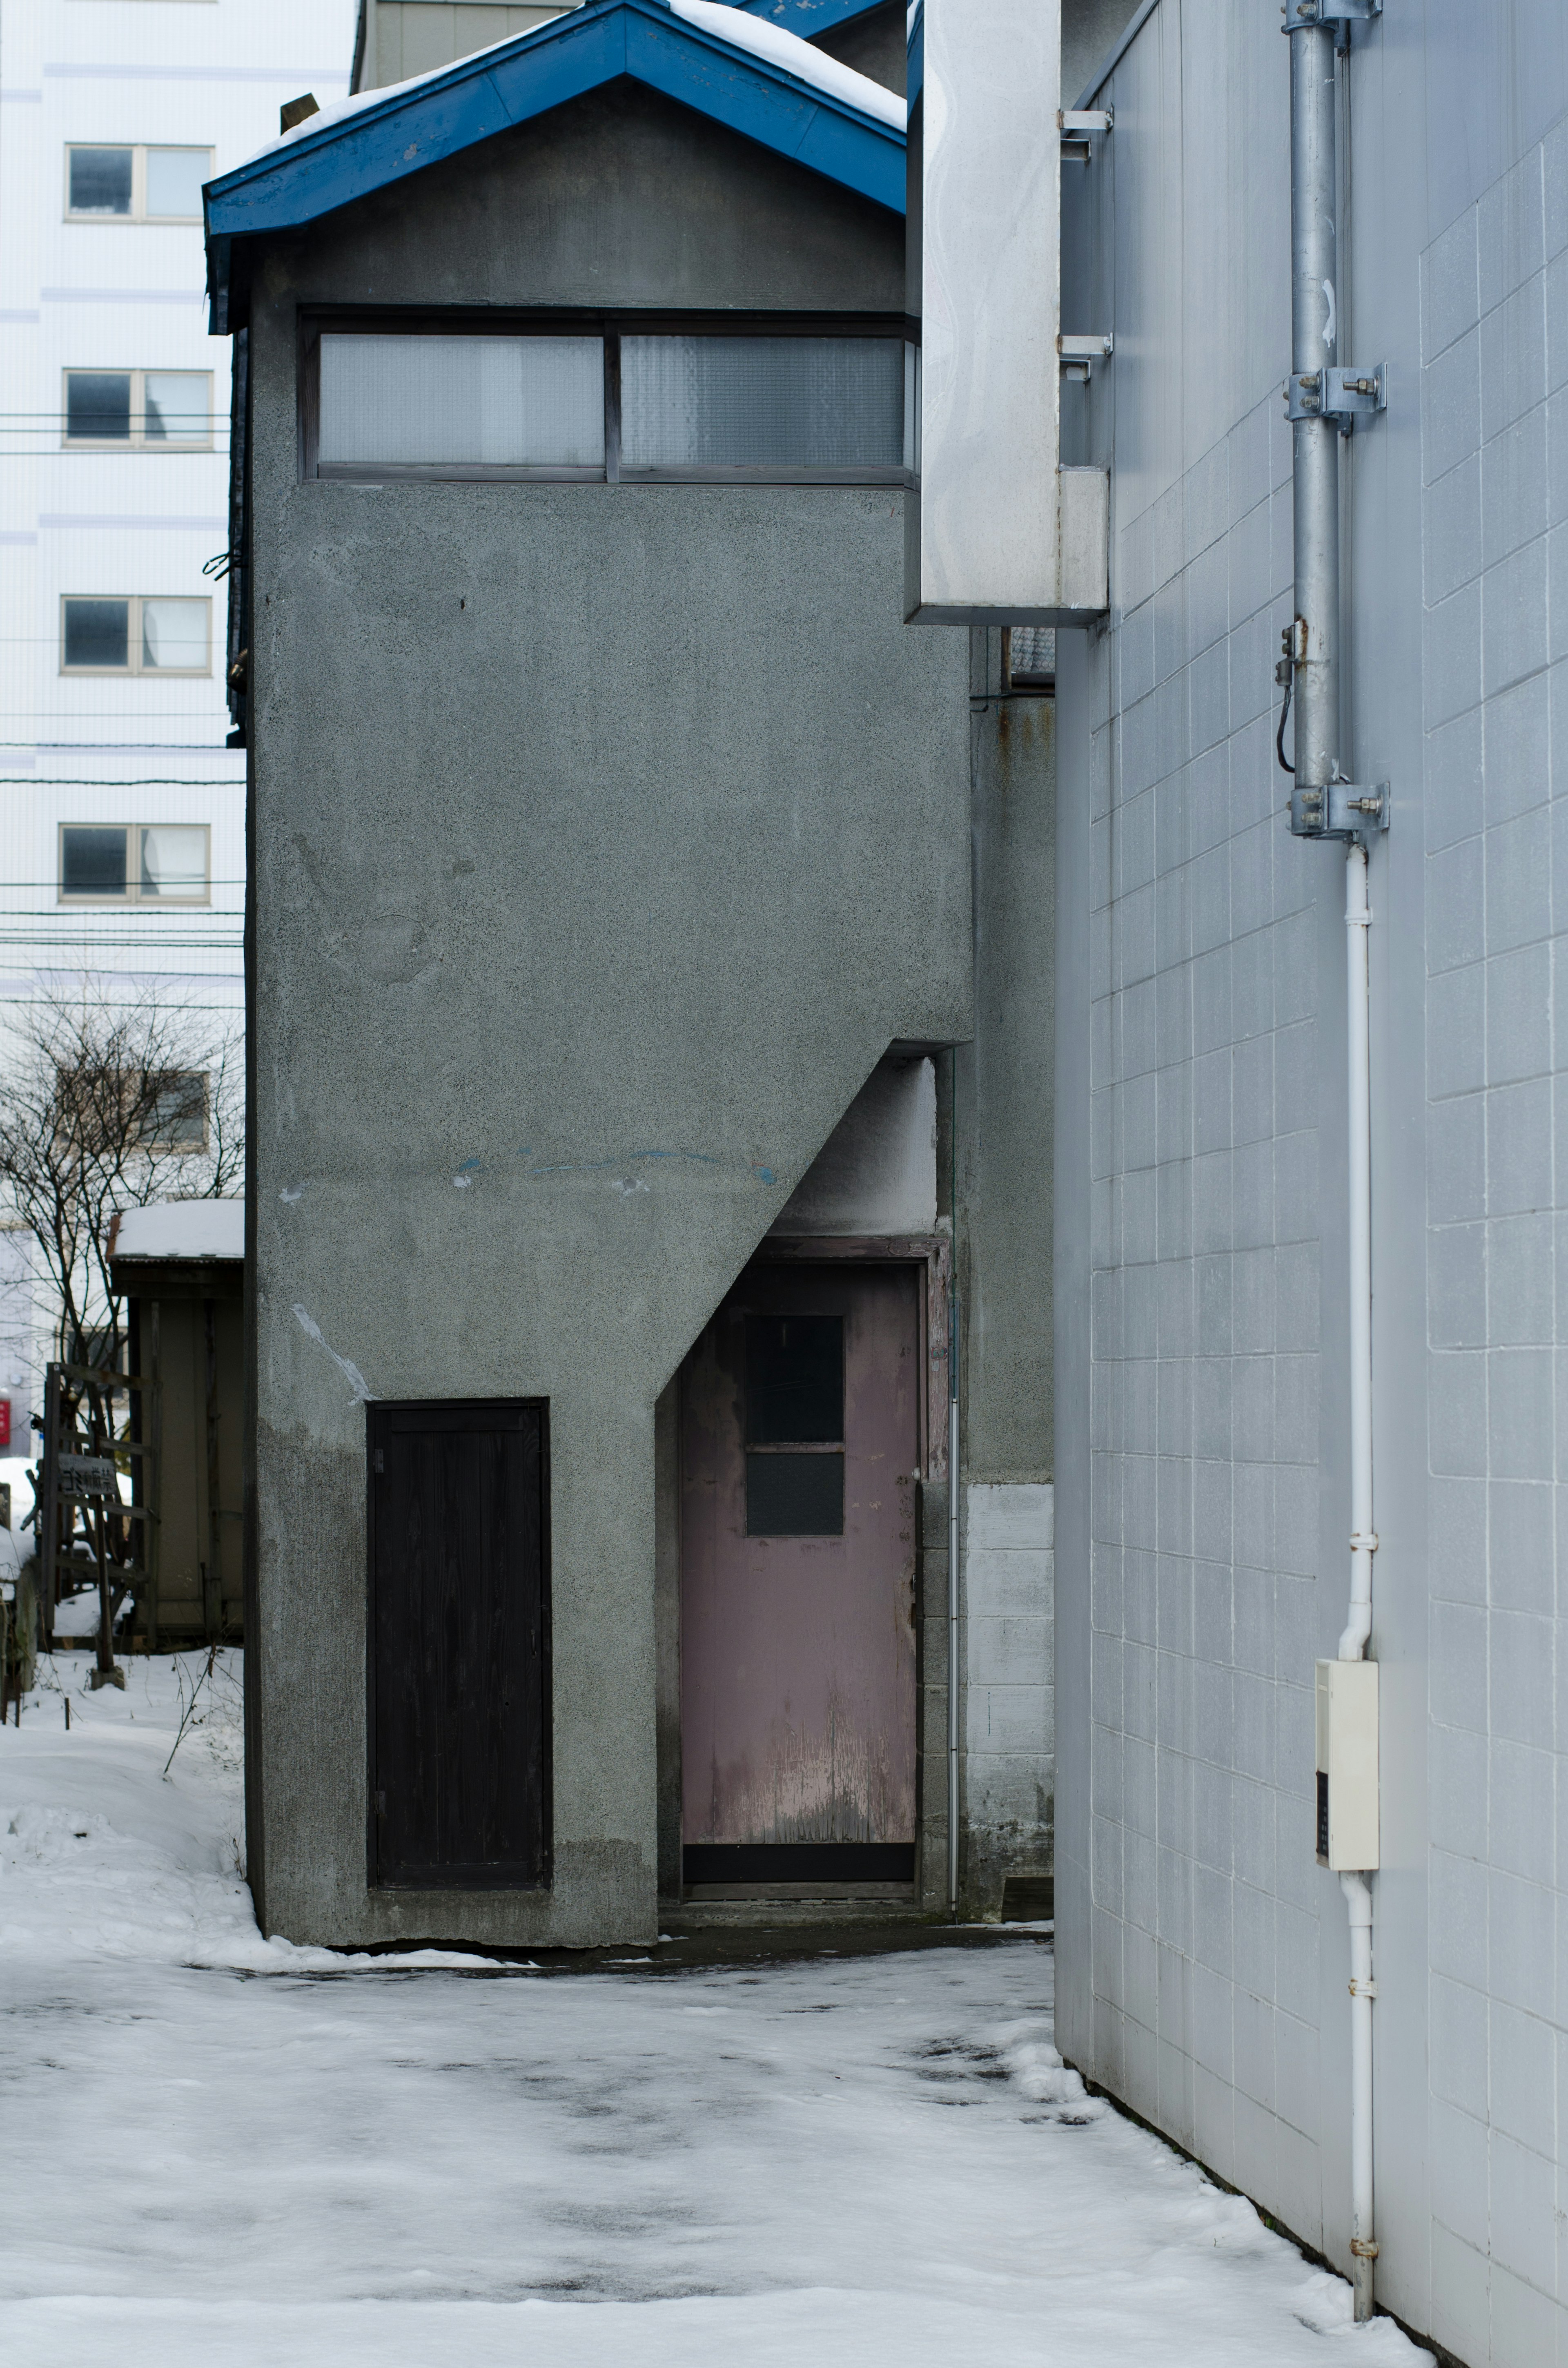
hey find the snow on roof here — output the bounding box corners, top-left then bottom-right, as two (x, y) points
(242, 26), (539, 170)
(672, 0), (905, 128)
(234, 0), (900, 181)
(109, 1200), (245, 1263)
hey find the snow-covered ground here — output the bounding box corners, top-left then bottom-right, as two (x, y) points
(0, 1657), (1428, 2368)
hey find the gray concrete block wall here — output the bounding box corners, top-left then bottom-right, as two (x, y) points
(964, 1482), (1054, 1911)
(1056, 5), (1568, 2361)
(1068, 378), (1328, 2231)
(1418, 112), (1568, 2368)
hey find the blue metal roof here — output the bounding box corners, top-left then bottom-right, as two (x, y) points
(205, 0), (905, 331)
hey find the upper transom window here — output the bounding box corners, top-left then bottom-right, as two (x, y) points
(305, 317), (918, 485)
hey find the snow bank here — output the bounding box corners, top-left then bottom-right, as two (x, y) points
(0, 1655), (497, 1974)
(0, 1655), (1431, 2368)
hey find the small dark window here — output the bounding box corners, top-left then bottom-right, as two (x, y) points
(746, 1314), (844, 1535)
(66, 373), (131, 441)
(69, 147), (133, 216)
(63, 598), (129, 670)
(60, 825), (128, 898)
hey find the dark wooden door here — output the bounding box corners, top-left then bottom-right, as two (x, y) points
(368, 1400), (549, 1889)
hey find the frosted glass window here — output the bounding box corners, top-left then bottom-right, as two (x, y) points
(145, 147), (208, 219)
(319, 334), (604, 468)
(63, 599), (129, 670)
(140, 825), (208, 899)
(140, 598), (207, 671)
(620, 337), (906, 468)
(143, 372), (209, 440)
(67, 374), (132, 442)
(69, 148), (132, 216)
(62, 827), (129, 897)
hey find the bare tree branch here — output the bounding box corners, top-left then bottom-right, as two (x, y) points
(0, 988), (245, 1372)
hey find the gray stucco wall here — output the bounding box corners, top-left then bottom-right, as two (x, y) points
(1056, 5), (1568, 2363)
(244, 85), (970, 1948)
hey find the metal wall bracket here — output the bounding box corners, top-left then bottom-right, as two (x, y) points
(1060, 332), (1113, 382)
(1287, 364), (1386, 433)
(1290, 782), (1390, 843)
(1283, 0), (1381, 29)
(1060, 107), (1111, 163)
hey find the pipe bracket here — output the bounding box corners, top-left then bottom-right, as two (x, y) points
(1290, 782), (1390, 844)
(1283, 0), (1380, 29)
(1349, 1977), (1379, 1999)
(1287, 365), (1387, 433)
(1350, 2238), (1381, 2260)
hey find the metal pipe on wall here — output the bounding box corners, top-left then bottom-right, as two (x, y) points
(1286, 1), (1379, 2325)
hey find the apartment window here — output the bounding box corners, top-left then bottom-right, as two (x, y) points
(139, 1071), (209, 1152)
(305, 315), (918, 483)
(65, 146), (212, 223)
(64, 370), (212, 448)
(61, 596), (210, 675)
(59, 823), (210, 905)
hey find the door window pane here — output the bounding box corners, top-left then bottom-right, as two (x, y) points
(144, 147), (207, 218)
(319, 334), (605, 468)
(61, 827), (129, 898)
(63, 598), (129, 670)
(139, 825), (207, 899)
(142, 372), (208, 440)
(746, 1314), (843, 1443)
(69, 148), (133, 215)
(66, 373), (131, 441)
(621, 337), (905, 468)
(746, 1450), (844, 1537)
(140, 598), (207, 671)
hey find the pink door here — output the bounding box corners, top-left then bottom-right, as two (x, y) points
(680, 1262), (920, 1885)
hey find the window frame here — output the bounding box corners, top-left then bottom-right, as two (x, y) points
(299, 308), (922, 488)
(59, 594), (212, 678)
(57, 821), (212, 909)
(64, 144), (214, 225)
(62, 367), (214, 451)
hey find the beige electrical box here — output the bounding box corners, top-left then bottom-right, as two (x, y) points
(1315, 1659), (1379, 1871)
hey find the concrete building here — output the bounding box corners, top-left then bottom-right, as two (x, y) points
(0, 0), (355, 1444)
(205, 0), (1058, 1950)
(1047, 1), (1568, 2361)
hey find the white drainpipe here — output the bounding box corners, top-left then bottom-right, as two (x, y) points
(1281, 1), (1387, 2324)
(1340, 842), (1378, 2320)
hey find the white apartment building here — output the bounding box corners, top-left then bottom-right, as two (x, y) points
(0, 0), (355, 1440)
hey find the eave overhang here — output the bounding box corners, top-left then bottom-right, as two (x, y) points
(205, 0), (906, 332)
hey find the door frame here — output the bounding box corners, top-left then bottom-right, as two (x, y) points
(673, 1234), (951, 1904)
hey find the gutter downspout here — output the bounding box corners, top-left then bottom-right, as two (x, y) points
(1285, 1), (1381, 2325)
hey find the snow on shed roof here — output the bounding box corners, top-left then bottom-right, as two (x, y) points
(670, 0), (904, 129)
(108, 1201), (245, 1264)
(205, 0), (906, 330)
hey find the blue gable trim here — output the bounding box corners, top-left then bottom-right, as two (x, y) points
(205, 0), (904, 327)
